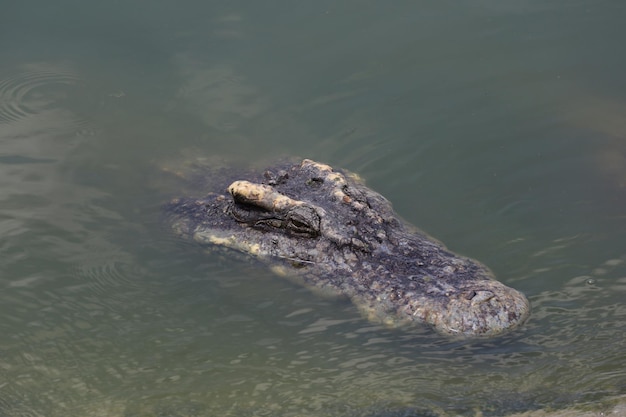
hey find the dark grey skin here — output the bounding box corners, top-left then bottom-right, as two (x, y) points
(165, 159), (530, 338)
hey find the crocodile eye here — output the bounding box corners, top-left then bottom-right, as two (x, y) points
(286, 206), (320, 237)
(288, 219), (312, 232)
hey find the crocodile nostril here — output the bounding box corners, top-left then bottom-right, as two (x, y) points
(469, 290), (495, 303)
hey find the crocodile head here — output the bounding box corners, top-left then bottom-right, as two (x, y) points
(166, 159), (530, 338)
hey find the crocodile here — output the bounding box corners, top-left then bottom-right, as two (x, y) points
(165, 158), (530, 337)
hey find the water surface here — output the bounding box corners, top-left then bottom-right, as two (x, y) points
(1, 1), (625, 416)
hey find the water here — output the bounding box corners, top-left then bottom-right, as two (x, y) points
(1, 1), (625, 416)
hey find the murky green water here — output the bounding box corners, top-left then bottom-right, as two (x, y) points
(1, 1), (625, 416)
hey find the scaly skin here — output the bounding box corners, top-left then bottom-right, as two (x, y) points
(166, 159), (530, 338)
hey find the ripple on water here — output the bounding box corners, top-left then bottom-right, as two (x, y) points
(74, 259), (145, 298)
(0, 64), (88, 130)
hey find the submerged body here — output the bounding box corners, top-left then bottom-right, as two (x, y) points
(166, 159), (530, 337)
